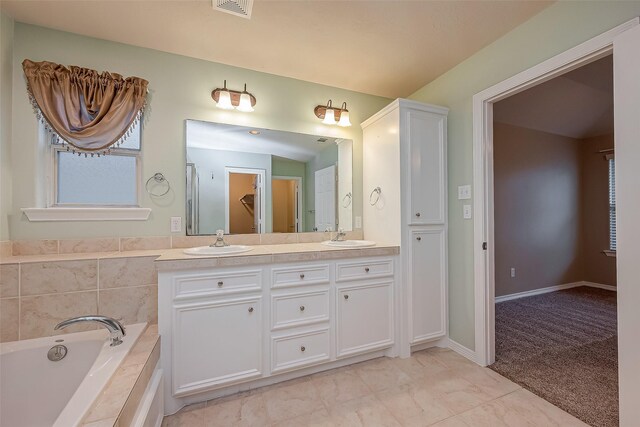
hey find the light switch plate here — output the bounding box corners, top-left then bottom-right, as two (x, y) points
(458, 185), (472, 200)
(463, 204), (472, 219)
(355, 216), (362, 229)
(170, 216), (182, 233)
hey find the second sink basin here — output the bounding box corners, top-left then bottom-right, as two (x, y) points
(183, 245), (254, 256)
(321, 240), (376, 248)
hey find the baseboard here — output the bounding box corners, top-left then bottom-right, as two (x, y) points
(495, 281), (617, 303)
(447, 338), (479, 365)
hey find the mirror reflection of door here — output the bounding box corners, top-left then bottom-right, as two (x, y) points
(272, 177), (302, 233)
(226, 167), (265, 234)
(315, 165), (336, 232)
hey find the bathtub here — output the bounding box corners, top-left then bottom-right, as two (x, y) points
(0, 322), (147, 427)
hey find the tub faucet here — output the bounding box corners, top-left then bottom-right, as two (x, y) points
(54, 315), (126, 346)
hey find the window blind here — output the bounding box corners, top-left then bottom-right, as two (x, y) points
(609, 158), (616, 251)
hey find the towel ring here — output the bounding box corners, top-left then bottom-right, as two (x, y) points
(369, 187), (382, 206)
(342, 192), (352, 208)
(146, 172), (171, 197)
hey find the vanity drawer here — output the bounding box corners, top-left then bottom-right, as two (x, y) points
(271, 265), (330, 288)
(336, 259), (394, 282)
(174, 270), (262, 300)
(271, 290), (329, 330)
(271, 328), (330, 374)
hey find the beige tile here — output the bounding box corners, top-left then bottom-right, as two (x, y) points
(328, 394), (402, 426)
(426, 416), (470, 427)
(20, 291), (98, 339)
(456, 365), (520, 400)
(414, 370), (493, 415)
(121, 326), (160, 367)
(376, 383), (455, 425)
(353, 357), (412, 392)
(260, 233), (298, 245)
(99, 285), (158, 325)
(225, 234), (261, 246)
(272, 252), (320, 263)
(119, 342), (161, 426)
(21, 260), (97, 296)
(392, 352), (449, 380)
(345, 230), (364, 240)
(312, 366), (372, 407)
(297, 232), (327, 243)
(59, 238), (119, 254)
(0, 298), (19, 342)
(120, 236), (171, 251)
(202, 392), (269, 427)
(84, 363), (141, 423)
(171, 236), (216, 249)
(261, 378), (324, 422)
(0, 241), (12, 258)
(216, 255), (273, 267)
(82, 418), (117, 427)
(271, 408), (332, 427)
(13, 239), (58, 256)
(0, 264), (19, 298)
(99, 257), (157, 289)
(162, 403), (205, 427)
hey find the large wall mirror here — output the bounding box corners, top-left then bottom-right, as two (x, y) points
(185, 120), (353, 235)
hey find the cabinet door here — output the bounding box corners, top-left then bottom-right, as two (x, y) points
(410, 229), (446, 343)
(337, 282), (393, 358)
(173, 297), (262, 396)
(406, 109), (446, 225)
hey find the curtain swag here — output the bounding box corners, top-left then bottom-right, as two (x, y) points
(22, 59), (149, 156)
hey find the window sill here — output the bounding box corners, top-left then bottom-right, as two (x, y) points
(603, 250), (617, 258)
(22, 207), (151, 222)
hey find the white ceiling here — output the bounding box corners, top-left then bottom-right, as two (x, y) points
(186, 120), (344, 162)
(0, 0), (552, 98)
(494, 55), (613, 139)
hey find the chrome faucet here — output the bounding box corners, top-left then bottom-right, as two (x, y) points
(54, 315), (126, 346)
(331, 228), (347, 242)
(211, 229), (229, 247)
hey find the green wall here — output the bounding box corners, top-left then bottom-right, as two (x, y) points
(6, 22), (390, 240)
(409, 1), (640, 350)
(0, 13), (13, 241)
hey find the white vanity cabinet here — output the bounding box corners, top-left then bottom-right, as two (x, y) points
(158, 252), (399, 414)
(362, 99), (448, 355)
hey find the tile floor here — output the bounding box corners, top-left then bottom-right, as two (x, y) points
(162, 348), (588, 426)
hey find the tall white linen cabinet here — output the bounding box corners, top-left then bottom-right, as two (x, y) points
(362, 99), (448, 357)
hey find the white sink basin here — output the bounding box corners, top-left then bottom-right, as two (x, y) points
(321, 240), (376, 248)
(183, 245), (254, 256)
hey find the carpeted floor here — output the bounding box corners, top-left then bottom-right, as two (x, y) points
(490, 286), (618, 427)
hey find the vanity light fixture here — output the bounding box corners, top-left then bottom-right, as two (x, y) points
(212, 80), (256, 112)
(314, 100), (351, 127)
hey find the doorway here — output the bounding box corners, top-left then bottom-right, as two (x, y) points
(314, 164), (336, 232)
(224, 167), (266, 234)
(272, 176), (302, 233)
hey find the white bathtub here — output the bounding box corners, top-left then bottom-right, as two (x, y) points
(0, 322), (147, 427)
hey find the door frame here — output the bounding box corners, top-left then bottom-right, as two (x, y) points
(272, 176), (303, 232)
(472, 18), (639, 367)
(224, 167), (267, 234)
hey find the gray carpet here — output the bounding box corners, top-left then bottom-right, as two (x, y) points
(490, 286), (618, 427)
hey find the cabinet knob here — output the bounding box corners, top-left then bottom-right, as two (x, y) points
(300, 346), (306, 352)
(248, 307), (254, 313)
(217, 281), (224, 287)
(300, 273), (305, 279)
(344, 294), (349, 300)
(300, 305), (305, 312)
(415, 212), (421, 217)
(416, 237), (422, 241)
(365, 267), (370, 273)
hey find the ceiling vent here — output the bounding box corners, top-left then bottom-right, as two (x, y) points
(212, 0), (253, 19)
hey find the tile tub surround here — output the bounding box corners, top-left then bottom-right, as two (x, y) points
(162, 348), (587, 427)
(82, 324), (160, 426)
(0, 253), (159, 342)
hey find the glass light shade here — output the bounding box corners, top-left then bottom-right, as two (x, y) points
(237, 92), (254, 112)
(216, 90), (234, 110)
(323, 108), (337, 125)
(337, 110), (352, 127)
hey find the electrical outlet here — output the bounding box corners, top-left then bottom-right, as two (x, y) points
(458, 185), (472, 200)
(355, 216), (362, 228)
(463, 204), (472, 219)
(510, 268), (516, 278)
(170, 216), (182, 233)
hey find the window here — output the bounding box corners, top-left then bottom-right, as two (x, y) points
(51, 122), (142, 206)
(609, 157), (616, 251)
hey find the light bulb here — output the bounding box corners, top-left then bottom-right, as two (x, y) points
(216, 89), (234, 110)
(337, 110), (351, 127)
(237, 92), (254, 112)
(323, 108), (336, 125)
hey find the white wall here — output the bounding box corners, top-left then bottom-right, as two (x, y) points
(7, 23), (391, 240)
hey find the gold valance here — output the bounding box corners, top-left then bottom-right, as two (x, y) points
(22, 59), (148, 154)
